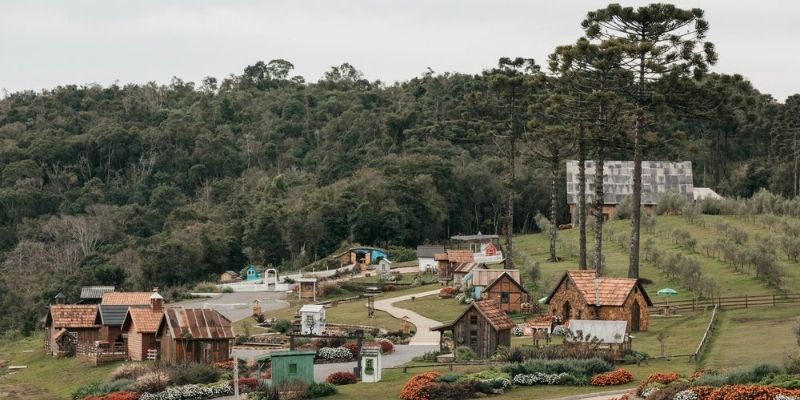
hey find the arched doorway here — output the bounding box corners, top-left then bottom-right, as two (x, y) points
(563, 301), (572, 320)
(631, 302), (641, 332)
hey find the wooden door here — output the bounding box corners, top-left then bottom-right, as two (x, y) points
(631, 302), (641, 332)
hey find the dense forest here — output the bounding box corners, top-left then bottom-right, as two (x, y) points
(1, 4), (799, 334)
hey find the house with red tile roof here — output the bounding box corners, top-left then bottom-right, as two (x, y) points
(121, 292), (165, 361)
(44, 304), (101, 356)
(101, 292), (152, 305)
(544, 270), (652, 332)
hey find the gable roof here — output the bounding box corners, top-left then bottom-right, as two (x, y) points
(223, 270), (239, 276)
(431, 300), (516, 332)
(484, 271), (529, 295)
(99, 304), (145, 326)
(453, 262), (486, 274)
(157, 308), (235, 340)
(80, 286), (115, 300)
(122, 307), (164, 333)
(567, 320), (629, 344)
(545, 270), (653, 307)
(101, 292), (153, 305)
(437, 250), (474, 263)
(299, 304), (325, 313)
(417, 245), (445, 258)
(47, 305), (99, 328)
(471, 269), (521, 287)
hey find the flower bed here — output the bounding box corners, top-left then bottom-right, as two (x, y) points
(637, 372), (679, 396)
(400, 371), (441, 400)
(83, 392), (140, 400)
(512, 372), (572, 386)
(685, 385), (800, 400)
(139, 382), (233, 400)
(439, 288), (456, 298)
(590, 369), (634, 386)
(326, 371), (358, 385)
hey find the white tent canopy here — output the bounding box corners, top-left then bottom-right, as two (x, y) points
(567, 320), (628, 344)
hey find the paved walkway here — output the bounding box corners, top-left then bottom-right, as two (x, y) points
(178, 291), (289, 322)
(372, 289), (442, 345)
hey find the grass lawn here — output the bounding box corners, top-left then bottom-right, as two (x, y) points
(703, 305), (800, 369)
(394, 296), (467, 324)
(0, 334), (122, 399)
(634, 311), (712, 357)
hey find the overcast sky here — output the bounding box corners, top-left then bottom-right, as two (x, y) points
(2, 1), (798, 102)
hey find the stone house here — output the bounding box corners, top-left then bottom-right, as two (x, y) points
(431, 300), (516, 359)
(545, 270), (652, 332)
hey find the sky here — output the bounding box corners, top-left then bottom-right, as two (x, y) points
(2, 1), (799, 102)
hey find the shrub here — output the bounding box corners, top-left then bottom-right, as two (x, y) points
(378, 339), (395, 354)
(170, 363), (221, 385)
(647, 381), (690, 400)
(413, 350), (441, 362)
(326, 371), (358, 385)
(319, 281), (344, 297)
(272, 319), (293, 334)
(687, 385), (800, 400)
(342, 342), (360, 356)
(513, 372), (572, 386)
(501, 358), (613, 379)
(383, 283), (396, 291)
(306, 382), (338, 398)
(637, 372), (679, 396)
(426, 381), (475, 399)
(222, 286), (234, 293)
(139, 382), (233, 400)
(135, 370), (171, 393)
(110, 363), (151, 381)
(454, 346), (477, 361)
(590, 369), (634, 386)
(493, 346), (525, 363)
(760, 374), (800, 389)
(436, 373), (464, 383)
(83, 392), (141, 400)
(439, 287), (457, 298)
(400, 371), (441, 400)
(231, 377), (259, 392)
(317, 347), (353, 361)
(70, 382), (105, 400)
(100, 379), (136, 393)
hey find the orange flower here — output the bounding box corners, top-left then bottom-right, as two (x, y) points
(400, 371), (442, 400)
(590, 369), (634, 386)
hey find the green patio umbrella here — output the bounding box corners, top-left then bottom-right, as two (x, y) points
(657, 288), (678, 308)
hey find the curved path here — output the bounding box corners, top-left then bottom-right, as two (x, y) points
(372, 289), (442, 345)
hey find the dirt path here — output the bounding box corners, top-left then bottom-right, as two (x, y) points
(372, 289), (442, 345)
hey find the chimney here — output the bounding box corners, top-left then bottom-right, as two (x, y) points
(150, 288), (164, 312)
(54, 292), (66, 305)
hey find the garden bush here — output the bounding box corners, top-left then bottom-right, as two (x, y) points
(110, 363), (151, 381)
(413, 350), (441, 362)
(83, 392), (140, 400)
(512, 372), (572, 386)
(170, 363), (221, 385)
(589, 369), (634, 386)
(306, 382), (338, 398)
(426, 381), (475, 399)
(436, 373), (463, 383)
(383, 283), (396, 291)
(342, 342), (360, 356)
(439, 287), (456, 298)
(326, 371), (358, 385)
(271, 319), (293, 334)
(454, 346), (477, 361)
(378, 339), (395, 354)
(135, 370), (171, 393)
(694, 363), (783, 387)
(637, 372), (679, 396)
(100, 379), (136, 393)
(502, 357), (613, 379)
(687, 385), (800, 400)
(231, 377), (259, 392)
(760, 374), (800, 389)
(644, 381), (691, 400)
(317, 347), (353, 361)
(71, 382), (105, 400)
(400, 371), (441, 400)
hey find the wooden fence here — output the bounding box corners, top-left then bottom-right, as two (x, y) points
(689, 305), (719, 362)
(651, 293), (800, 312)
(76, 343), (128, 365)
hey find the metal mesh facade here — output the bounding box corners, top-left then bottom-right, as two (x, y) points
(566, 160), (693, 205)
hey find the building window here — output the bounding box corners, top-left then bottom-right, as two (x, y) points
(500, 292), (509, 304)
(470, 315), (478, 324)
(289, 363), (297, 374)
(470, 330), (478, 346)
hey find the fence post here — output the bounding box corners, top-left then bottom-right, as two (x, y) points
(692, 298), (696, 311)
(745, 295), (748, 308)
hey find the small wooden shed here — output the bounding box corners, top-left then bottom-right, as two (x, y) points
(545, 270), (652, 332)
(297, 278), (318, 302)
(452, 262), (487, 288)
(44, 305), (101, 356)
(434, 250), (474, 283)
(430, 300), (516, 359)
(121, 292), (165, 361)
(156, 308), (235, 365)
(268, 350), (316, 386)
(220, 270), (240, 283)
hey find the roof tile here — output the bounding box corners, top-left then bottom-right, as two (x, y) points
(101, 292), (153, 305)
(566, 270), (637, 306)
(49, 305), (98, 328)
(127, 308), (164, 333)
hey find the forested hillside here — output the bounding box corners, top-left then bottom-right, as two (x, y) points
(0, 52), (796, 333)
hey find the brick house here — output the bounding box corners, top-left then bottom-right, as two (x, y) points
(156, 308), (235, 364)
(481, 272), (529, 313)
(431, 300), (516, 359)
(121, 292), (164, 361)
(544, 270), (652, 332)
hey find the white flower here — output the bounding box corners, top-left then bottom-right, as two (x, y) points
(673, 390), (698, 400)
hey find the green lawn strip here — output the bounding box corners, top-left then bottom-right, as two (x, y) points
(633, 311), (711, 357)
(393, 296), (467, 324)
(702, 305), (799, 369)
(0, 334), (121, 399)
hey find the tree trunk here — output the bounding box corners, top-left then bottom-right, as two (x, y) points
(592, 143), (605, 275)
(505, 132), (515, 270)
(549, 154), (559, 262)
(577, 120), (587, 269)
(629, 53), (646, 279)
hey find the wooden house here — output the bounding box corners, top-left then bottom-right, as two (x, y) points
(431, 300), (516, 359)
(467, 269), (521, 298)
(481, 272), (529, 313)
(156, 308), (235, 364)
(417, 245), (444, 272)
(434, 250), (474, 283)
(544, 270), (652, 332)
(78, 286), (115, 304)
(333, 246), (390, 270)
(97, 291), (154, 346)
(220, 270), (240, 283)
(121, 292), (165, 361)
(297, 278), (318, 302)
(44, 305), (101, 357)
(268, 351), (316, 386)
(452, 262), (487, 289)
